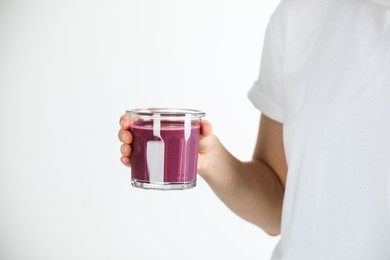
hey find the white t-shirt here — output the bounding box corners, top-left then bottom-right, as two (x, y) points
(248, 0), (390, 259)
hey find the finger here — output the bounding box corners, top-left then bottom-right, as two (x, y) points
(200, 120), (213, 137)
(119, 114), (130, 127)
(118, 129), (133, 144)
(120, 143), (132, 156)
(121, 156), (131, 167)
(119, 114), (134, 130)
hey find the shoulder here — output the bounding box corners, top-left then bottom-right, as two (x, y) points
(270, 0), (335, 31)
(278, 0), (336, 38)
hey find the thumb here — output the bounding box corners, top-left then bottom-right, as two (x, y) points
(200, 120), (213, 137)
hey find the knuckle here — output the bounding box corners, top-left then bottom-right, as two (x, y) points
(119, 115), (126, 126)
(118, 129), (123, 140)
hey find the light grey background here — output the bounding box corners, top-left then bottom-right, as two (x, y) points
(0, 0), (280, 259)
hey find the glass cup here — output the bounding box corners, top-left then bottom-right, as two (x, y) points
(126, 108), (205, 190)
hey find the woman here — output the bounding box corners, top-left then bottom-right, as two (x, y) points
(119, 0), (390, 258)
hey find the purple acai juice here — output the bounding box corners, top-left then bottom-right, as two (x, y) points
(130, 120), (201, 188)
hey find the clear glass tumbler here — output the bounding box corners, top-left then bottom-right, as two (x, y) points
(126, 108), (205, 190)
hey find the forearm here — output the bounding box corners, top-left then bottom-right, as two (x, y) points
(199, 135), (284, 236)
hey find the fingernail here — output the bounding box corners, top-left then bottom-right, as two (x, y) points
(122, 133), (127, 141)
(121, 145), (125, 154)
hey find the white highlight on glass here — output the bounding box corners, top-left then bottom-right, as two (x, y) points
(146, 115), (165, 183)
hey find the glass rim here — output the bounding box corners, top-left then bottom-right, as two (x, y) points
(126, 108), (205, 118)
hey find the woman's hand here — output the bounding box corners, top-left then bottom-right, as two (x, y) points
(118, 114), (134, 167)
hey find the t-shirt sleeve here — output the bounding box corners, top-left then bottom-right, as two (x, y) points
(248, 0), (287, 124)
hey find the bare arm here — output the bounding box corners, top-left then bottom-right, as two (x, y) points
(199, 114), (287, 235)
(118, 113), (287, 235)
